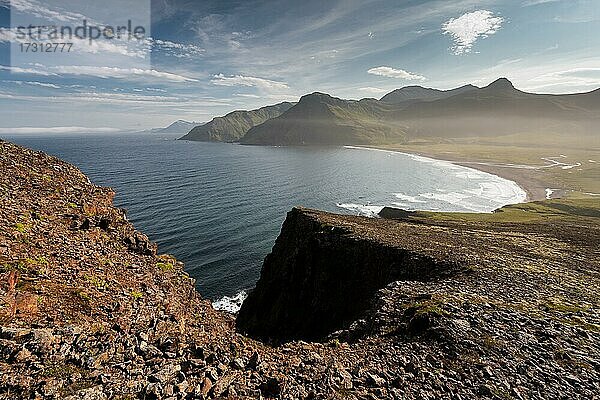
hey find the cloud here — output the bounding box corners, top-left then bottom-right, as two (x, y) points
(367, 66), (426, 81)
(1, 64), (197, 82)
(234, 93), (261, 99)
(5, 80), (61, 89)
(442, 10), (504, 55)
(151, 39), (205, 59)
(2, 29), (204, 61)
(357, 87), (390, 95)
(50, 66), (198, 82)
(0, 65), (58, 76)
(0, 27), (149, 58)
(555, 67), (600, 78)
(7, 0), (88, 24)
(0, 126), (120, 134)
(211, 73), (289, 91)
(0, 89), (233, 107)
(522, 0), (560, 6)
(527, 67), (600, 91)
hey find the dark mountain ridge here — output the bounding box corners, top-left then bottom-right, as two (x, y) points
(179, 101), (295, 142)
(240, 92), (401, 145)
(380, 83), (478, 104)
(392, 78), (600, 138)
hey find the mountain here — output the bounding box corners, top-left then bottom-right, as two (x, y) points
(390, 78), (600, 138)
(244, 78), (600, 145)
(179, 102), (295, 142)
(380, 84), (478, 104)
(240, 93), (402, 145)
(152, 120), (202, 134)
(180, 78), (600, 146)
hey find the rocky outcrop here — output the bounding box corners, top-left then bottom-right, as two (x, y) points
(236, 208), (466, 342)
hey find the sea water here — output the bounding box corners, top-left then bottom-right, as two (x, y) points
(4, 132), (526, 311)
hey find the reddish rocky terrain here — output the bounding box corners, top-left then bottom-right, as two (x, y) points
(1, 140), (599, 399)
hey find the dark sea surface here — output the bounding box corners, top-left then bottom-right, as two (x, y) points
(3, 132), (525, 309)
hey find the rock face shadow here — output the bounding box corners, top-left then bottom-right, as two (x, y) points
(236, 207), (466, 343)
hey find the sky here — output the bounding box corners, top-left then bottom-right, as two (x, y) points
(0, 0), (599, 131)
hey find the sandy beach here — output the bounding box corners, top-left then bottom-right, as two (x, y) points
(349, 145), (542, 204)
(419, 154), (549, 202)
(372, 141), (600, 203)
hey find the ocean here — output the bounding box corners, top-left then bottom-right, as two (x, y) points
(3, 132), (526, 311)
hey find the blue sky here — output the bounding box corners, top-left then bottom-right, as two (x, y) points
(0, 0), (599, 132)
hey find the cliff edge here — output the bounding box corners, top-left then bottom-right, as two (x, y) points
(236, 207), (467, 341)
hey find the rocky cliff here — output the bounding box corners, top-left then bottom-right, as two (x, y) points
(236, 208), (466, 341)
(2, 140), (599, 399)
(237, 204), (600, 399)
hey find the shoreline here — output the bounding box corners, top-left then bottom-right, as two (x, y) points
(351, 145), (547, 203)
(344, 146), (530, 211)
(442, 159), (547, 202)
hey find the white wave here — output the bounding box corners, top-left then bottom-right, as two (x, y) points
(212, 290), (248, 314)
(545, 188), (558, 199)
(418, 191), (487, 212)
(455, 171), (485, 180)
(343, 146), (527, 213)
(394, 193), (427, 203)
(391, 202), (411, 209)
(336, 203), (384, 217)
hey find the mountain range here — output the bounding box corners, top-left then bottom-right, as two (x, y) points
(180, 102), (295, 142)
(179, 78), (600, 146)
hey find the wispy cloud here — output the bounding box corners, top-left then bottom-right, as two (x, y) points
(234, 93), (261, 99)
(442, 10), (504, 55)
(0, 88), (233, 107)
(0, 126), (120, 134)
(151, 39), (205, 59)
(528, 67), (600, 91)
(9, 65), (197, 82)
(0, 27), (149, 59)
(5, 80), (61, 89)
(522, 0), (560, 6)
(211, 73), (289, 91)
(0, 65), (58, 76)
(7, 0), (88, 24)
(367, 66), (426, 81)
(357, 87), (390, 95)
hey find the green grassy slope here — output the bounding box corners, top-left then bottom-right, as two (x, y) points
(180, 102), (295, 142)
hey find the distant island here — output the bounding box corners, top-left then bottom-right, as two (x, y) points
(151, 120), (204, 135)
